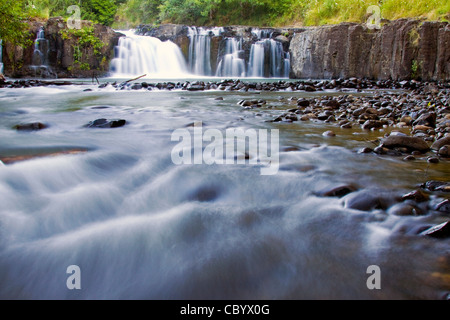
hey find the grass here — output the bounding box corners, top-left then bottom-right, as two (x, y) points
(280, 0), (450, 27)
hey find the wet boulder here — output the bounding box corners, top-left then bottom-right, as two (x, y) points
(413, 112), (436, 127)
(380, 135), (430, 153)
(387, 203), (424, 216)
(421, 181), (450, 193)
(84, 118), (126, 128)
(431, 137), (450, 150)
(317, 183), (358, 198)
(341, 189), (399, 211)
(14, 122), (48, 131)
(420, 221), (450, 239)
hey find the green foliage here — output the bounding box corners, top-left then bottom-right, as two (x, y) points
(29, 0), (124, 26)
(60, 25), (105, 70)
(0, 0), (34, 47)
(23, 0), (450, 28)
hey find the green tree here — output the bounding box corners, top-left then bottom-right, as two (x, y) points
(0, 0), (33, 47)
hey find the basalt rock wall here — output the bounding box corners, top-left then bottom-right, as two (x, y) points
(289, 19), (449, 81)
(2, 17), (123, 78)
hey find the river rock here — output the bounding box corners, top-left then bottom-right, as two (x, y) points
(381, 135), (430, 153)
(14, 122), (48, 131)
(421, 180), (450, 192)
(420, 221), (450, 239)
(342, 189), (399, 211)
(432, 137), (450, 150)
(362, 120), (384, 130)
(401, 189), (429, 203)
(434, 199), (450, 213)
(438, 145), (450, 157)
(317, 183), (358, 198)
(413, 112), (437, 127)
(85, 118), (126, 128)
(387, 203), (424, 216)
(322, 130), (336, 137)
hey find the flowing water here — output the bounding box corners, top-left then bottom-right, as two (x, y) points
(0, 80), (449, 300)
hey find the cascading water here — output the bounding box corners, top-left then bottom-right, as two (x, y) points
(247, 30), (290, 78)
(110, 30), (189, 78)
(215, 38), (246, 78)
(0, 39), (4, 75)
(30, 27), (54, 78)
(109, 27), (291, 79)
(187, 27), (223, 76)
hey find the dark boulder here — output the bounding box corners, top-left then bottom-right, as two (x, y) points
(381, 135), (430, 153)
(420, 221), (450, 239)
(85, 118), (126, 128)
(14, 122), (48, 131)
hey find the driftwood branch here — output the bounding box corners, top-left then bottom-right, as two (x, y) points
(124, 74), (147, 83)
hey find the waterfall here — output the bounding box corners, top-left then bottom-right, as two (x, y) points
(30, 27), (54, 78)
(0, 39), (3, 75)
(110, 30), (189, 78)
(187, 27), (223, 76)
(109, 27), (291, 79)
(215, 38), (246, 78)
(247, 31), (290, 78)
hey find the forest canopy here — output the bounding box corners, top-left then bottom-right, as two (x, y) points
(1, 0), (449, 41)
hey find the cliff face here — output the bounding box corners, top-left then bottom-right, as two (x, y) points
(2, 17), (123, 78)
(289, 19), (449, 81)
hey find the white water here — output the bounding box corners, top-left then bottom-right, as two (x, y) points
(0, 84), (448, 299)
(0, 39), (3, 75)
(110, 28), (291, 79)
(215, 38), (246, 78)
(110, 30), (190, 78)
(187, 27), (223, 76)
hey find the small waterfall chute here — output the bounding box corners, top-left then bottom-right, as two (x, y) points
(0, 39), (4, 75)
(187, 27), (223, 76)
(30, 27), (54, 78)
(215, 38), (246, 78)
(110, 30), (189, 78)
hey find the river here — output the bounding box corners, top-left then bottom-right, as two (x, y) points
(0, 78), (449, 299)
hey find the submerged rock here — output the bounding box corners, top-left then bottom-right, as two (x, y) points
(401, 189), (429, 203)
(342, 189), (399, 211)
(420, 221), (450, 239)
(387, 203), (424, 216)
(84, 118), (126, 128)
(317, 183), (358, 198)
(421, 181), (450, 192)
(14, 122), (48, 131)
(434, 200), (450, 213)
